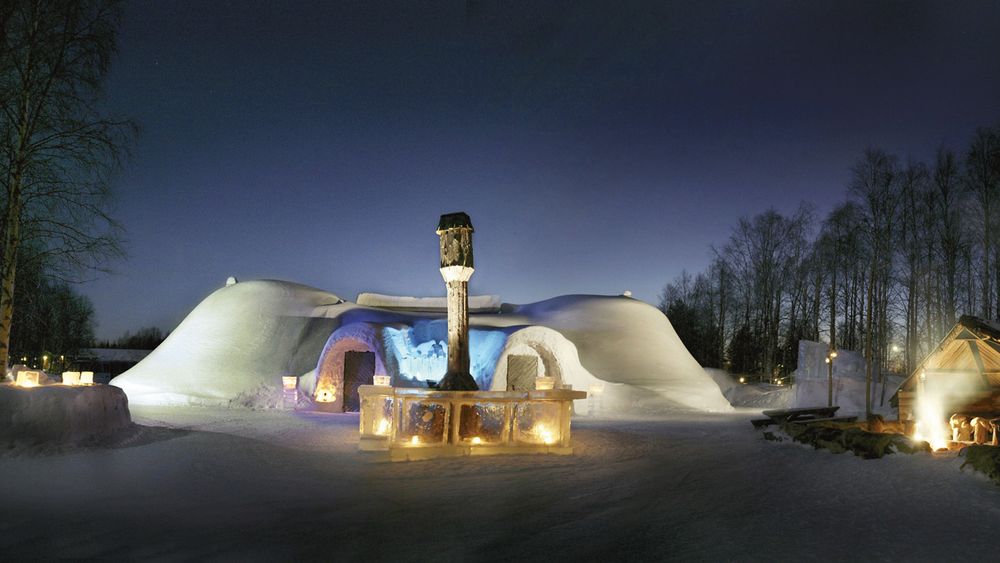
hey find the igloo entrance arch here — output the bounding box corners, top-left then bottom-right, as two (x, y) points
(491, 326), (580, 392)
(314, 323), (389, 412)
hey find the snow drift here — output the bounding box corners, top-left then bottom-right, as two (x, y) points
(112, 281), (346, 404)
(112, 280), (730, 412)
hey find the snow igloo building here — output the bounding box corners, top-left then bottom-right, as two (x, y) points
(112, 280), (732, 414)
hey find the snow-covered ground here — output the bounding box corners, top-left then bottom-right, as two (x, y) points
(1, 405), (997, 560)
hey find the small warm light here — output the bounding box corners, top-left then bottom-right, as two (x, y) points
(739, 376), (746, 384)
(15, 370), (40, 387)
(829, 351), (838, 359)
(281, 376), (297, 391)
(470, 436), (482, 445)
(373, 375), (391, 387)
(62, 371), (81, 385)
(825, 358), (830, 364)
(375, 419), (391, 436)
(410, 436), (420, 445)
(536, 425), (556, 445)
(535, 376), (555, 390)
(80, 372), (94, 385)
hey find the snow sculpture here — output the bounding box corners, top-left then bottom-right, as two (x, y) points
(111, 284), (732, 412)
(112, 280), (343, 405)
(435, 212), (477, 391)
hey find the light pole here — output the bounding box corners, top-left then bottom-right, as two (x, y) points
(825, 349), (838, 407)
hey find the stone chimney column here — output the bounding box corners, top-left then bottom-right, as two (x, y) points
(436, 212), (478, 391)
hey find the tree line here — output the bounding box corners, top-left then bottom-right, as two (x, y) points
(661, 123), (1000, 410)
(93, 326), (166, 350)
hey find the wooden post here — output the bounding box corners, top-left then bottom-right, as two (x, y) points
(436, 212), (478, 391)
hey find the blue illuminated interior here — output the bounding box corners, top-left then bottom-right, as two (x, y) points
(383, 319), (508, 389)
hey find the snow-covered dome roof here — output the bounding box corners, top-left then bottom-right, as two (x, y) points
(112, 280), (349, 404)
(113, 282), (730, 412)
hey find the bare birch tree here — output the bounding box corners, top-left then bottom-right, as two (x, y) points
(0, 0), (133, 371)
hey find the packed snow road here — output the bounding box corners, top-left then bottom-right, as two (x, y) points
(0, 406), (997, 561)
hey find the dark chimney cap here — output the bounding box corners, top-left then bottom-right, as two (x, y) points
(437, 212), (474, 234)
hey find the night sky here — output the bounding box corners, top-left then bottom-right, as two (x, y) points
(83, 1), (1000, 340)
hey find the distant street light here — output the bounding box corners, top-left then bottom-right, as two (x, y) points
(825, 350), (838, 407)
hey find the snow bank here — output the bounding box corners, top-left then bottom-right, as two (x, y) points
(507, 295), (732, 412)
(705, 368), (793, 409)
(0, 384), (132, 445)
(112, 280), (346, 405)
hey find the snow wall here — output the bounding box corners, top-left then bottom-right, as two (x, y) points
(793, 340), (901, 416)
(113, 280), (731, 413)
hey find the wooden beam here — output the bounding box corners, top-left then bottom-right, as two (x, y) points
(968, 340), (991, 387)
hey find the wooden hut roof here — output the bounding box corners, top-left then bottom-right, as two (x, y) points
(897, 315), (1000, 394)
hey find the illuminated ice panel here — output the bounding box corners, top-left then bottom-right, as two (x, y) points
(397, 400), (449, 444)
(457, 402), (506, 444)
(360, 395), (394, 436)
(513, 402), (562, 445)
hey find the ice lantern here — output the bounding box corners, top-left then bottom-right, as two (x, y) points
(281, 376), (298, 409)
(15, 370), (40, 387)
(435, 212), (478, 391)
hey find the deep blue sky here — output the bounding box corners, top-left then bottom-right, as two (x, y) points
(82, 1), (1000, 340)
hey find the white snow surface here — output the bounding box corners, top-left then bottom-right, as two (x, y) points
(1, 405), (996, 560)
(794, 341), (901, 416)
(112, 280), (348, 405)
(113, 280), (730, 412)
(357, 292), (502, 311)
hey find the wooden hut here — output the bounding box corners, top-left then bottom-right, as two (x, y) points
(895, 315), (1000, 421)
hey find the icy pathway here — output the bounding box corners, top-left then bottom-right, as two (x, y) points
(0, 407), (998, 561)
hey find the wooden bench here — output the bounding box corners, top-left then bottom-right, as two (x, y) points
(752, 406), (841, 428)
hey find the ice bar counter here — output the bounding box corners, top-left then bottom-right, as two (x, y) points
(359, 386), (587, 461)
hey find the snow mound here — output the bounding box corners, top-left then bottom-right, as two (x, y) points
(0, 384), (132, 445)
(507, 295), (732, 412)
(112, 280), (346, 405)
(113, 283), (730, 413)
